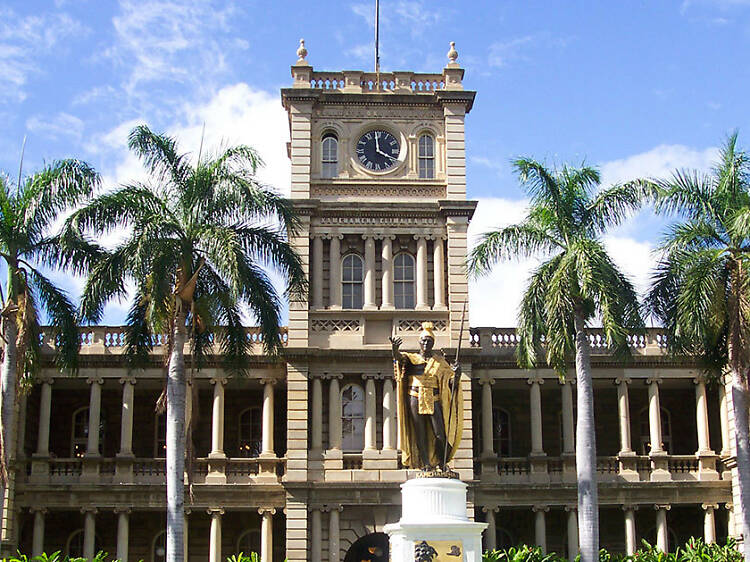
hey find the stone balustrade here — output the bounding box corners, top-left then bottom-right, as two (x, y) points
(305, 70), (450, 94)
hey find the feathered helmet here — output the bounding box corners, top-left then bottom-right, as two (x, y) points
(419, 322), (436, 340)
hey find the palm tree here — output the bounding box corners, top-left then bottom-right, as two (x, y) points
(0, 157), (99, 535)
(468, 158), (644, 562)
(65, 125), (306, 562)
(645, 132), (750, 559)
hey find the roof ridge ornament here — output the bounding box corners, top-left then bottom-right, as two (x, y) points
(296, 38), (308, 63)
(447, 41), (458, 64)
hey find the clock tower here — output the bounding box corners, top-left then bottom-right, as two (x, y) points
(280, 40), (477, 562)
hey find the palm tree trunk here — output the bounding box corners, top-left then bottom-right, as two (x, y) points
(574, 314), (599, 562)
(166, 309), (187, 562)
(0, 310), (17, 553)
(729, 370), (750, 559)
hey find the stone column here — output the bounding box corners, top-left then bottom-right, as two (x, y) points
(116, 508), (130, 562)
(528, 378), (544, 455)
(382, 377), (396, 450)
(329, 377), (342, 450)
(561, 380), (575, 454)
(381, 236), (394, 309)
(328, 506), (341, 562)
(82, 507), (97, 561)
(565, 506), (578, 560)
(719, 383), (731, 456)
(655, 505), (670, 552)
(623, 506), (637, 556)
(312, 377), (323, 451)
(35, 379), (52, 456)
(615, 377), (632, 454)
(363, 235), (377, 310)
(433, 236), (446, 310)
(725, 502), (736, 538)
(703, 504), (717, 544)
(312, 235), (324, 309)
(532, 506), (548, 553)
(184, 510), (190, 562)
(647, 378), (664, 454)
(695, 376), (712, 453)
(329, 234), (342, 310)
(208, 508), (224, 562)
(311, 507), (322, 562)
(483, 506), (497, 552)
(119, 377), (135, 456)
(86, 378), (103, 455)
(261, 379), (276, 456)
(480, 378), (496, 460)
(260, 508), (275, 562)
(31, 508), (45, 557)
(364, 375), (377, 451)
(415, 236), (429, 310)
(209, 377), (226, 457)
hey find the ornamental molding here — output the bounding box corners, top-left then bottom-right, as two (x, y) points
(311, 184), (445, 199)
(315, 106), (443, 120)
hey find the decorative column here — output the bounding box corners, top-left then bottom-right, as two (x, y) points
(655, 505), (670, 552)
(479, 378), (497, 479)
(329, 234), (342, 310)
(623, 506), (637, 556)
(415, 235), (429, 310)
(702, 504), (717, 544)
(565, 506), (578, 560)
(363, 375), (377, 453)
(117, 377), (136, 481)
(82, 507), (97, 561)
(561, 380), (575, 454)
(694, 376), (719, 479)
(725, 502), (736, 538)
(381, 236), (394, 310)
(86, 377), (103, 455)
(532, 505), (548, 553)
(31, 378), (52, 481)
(433, 236), (446, 310)
(615, 377), (638, 479)
(328, 377), (342, 450)
(115, 508), (130, 562)
(31, 508), (45, 557)
(363, 235), (377, 310)
(483, 506), (497, 551)
(311, 507), (322, 562)
(528, 377), (548, 481)
(383, 377), (396, 450)
(207, 377), (227, 484)
(719, 383), (731, 457)
(259, 508), (275, 562)
(261, 379), (276, 456)
(311, 376), (323, 451)
(312, 235), (324, 309)
(208, 508), (224, 562)
(647, 378), (669, 481)
(328, 505), (341, 562)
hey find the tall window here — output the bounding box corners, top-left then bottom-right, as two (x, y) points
(239, 407), (263, 458)
(394, 253), (415, 309)
(639, 406), (672, 454)
(237, 529), (261, 556)
(322, 133), (338, 178)
(418, 134), (435, 179)
(67, 529), (100, 558)
(153, 530), (167, 562)
(342, 254), (364, 309)
(341, 384), (365, 452)
(71, 407), (105, 457)
(154, 413), (167, 458)
(493, 407), (511, 456)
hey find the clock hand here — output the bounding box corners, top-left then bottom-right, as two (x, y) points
(375, 147), (395, 160)
(375, 134), (380, 153)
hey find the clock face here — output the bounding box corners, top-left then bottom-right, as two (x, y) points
(356, 130), (400, 171)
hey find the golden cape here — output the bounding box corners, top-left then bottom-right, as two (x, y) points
(393, 352), (463, 469)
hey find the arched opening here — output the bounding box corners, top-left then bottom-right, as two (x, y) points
(639, 406), (672, 454)
(394, 253), (415, 309)
(237, 529), (261, 557)
(341, 383), (365, 452)
(238, 406), (263, 457)
(322, 133), (338, 178)
(152, 530), (167, 562)
(342, 254), (364, 309)
(344, 532), (389, 562)
(66, 529), (101, 558)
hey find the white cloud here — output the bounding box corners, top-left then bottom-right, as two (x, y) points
(26, 112), (85, 141)
(0, 8), (88, 103)
(487, 36), (535, 68)
(599, 144), (719, 186)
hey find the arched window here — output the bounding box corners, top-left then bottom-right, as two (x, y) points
(66, 529), (101, 558)
(237, 529), (261, 557)
(239, 407), (263, 458)
(496, 527), (514, 550)
(342, 254), (364, 309)
(71, 407), (106, 457)
(322, 133), (338, 178)
(152, 530), (167, 562)
(493, 407), (511, 457)
(341, 384), (365, 452)
(639, 406), (672, 455)
(418, 134), (435, 179)
(154, 413), (167, 458)
(394, 253), (415, 309)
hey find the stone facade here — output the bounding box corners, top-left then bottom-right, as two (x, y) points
(1, 49), (737, 561)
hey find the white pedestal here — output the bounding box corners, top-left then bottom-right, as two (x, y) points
(385, 477), (487, 562)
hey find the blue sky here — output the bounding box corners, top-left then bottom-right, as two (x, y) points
(2, 0), (749, 326)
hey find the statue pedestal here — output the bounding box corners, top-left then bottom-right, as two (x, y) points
(385, 477), (487, 562)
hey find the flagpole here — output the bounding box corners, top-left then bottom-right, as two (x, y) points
(375, 0), (380, 90)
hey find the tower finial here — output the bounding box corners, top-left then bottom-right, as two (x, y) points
(296, 38), (308, 62)
(447, 41), (458, 64)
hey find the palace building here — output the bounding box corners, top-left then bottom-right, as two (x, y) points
(3, 43), (739, 561)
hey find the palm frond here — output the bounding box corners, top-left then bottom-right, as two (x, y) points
(468, 222), (559, 277)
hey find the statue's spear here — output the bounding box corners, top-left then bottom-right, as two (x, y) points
(443, 299), (467, 468)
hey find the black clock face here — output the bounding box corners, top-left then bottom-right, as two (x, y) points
(356, 130), (400, 171)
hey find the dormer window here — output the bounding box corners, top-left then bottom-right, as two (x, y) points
(322, 133), (338, 178)
(418, 134), (435, 179)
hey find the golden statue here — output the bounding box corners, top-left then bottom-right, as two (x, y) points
(390, 322), (463, 470)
